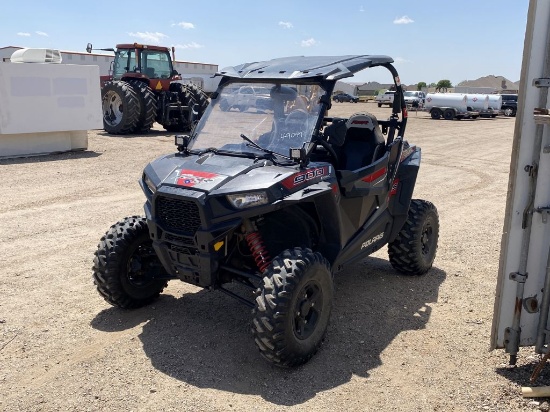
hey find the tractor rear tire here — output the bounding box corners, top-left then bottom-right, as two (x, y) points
(92, 216), (169, 309)
(163, 83), (197, 132)
(101, 81), (140, 135)
(127, 79), (157, 134)
(388, 199), (439, 276)
(252, 247), (333, 367)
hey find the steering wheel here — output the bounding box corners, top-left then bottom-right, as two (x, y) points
(285, 109), (309, 125)
(316, 138), (339, 166)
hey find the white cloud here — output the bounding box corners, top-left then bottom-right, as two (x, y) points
(278, 21), (293, 29)
(301, 38), (318, 47)
(17, 32), (31, 37)
(128, 31), (168, 44)
(35, 31), (49, 37)
(359, 6), (365, 12)
(173, 22), (195, 29)
(174, 42), (203, 50)
(393, 16), (414, 24)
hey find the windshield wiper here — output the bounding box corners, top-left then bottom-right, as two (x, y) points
(240, 134), (292, 160)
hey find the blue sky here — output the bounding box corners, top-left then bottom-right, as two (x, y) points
(2, 0), (529, 85)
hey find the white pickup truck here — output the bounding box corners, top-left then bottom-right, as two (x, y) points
(403, 91), (426, 108)
(219, 85), (272, 112)
(375, 90), (395, 107)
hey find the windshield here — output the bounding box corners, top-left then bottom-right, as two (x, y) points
(404, 91), (416, 97)
(141, 50), (172, 79)
(113, 49), (134, 78)
(190, 82), (327, 157)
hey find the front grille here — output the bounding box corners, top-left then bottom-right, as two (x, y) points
(156, 196), (202, 233)
(165, 232), (195, 246)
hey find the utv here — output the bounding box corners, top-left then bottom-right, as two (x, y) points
(93, 55), (439, 367)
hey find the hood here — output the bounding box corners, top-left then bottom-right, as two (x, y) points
(145, 152), (294, 194)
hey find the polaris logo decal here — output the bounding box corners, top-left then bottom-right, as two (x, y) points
(361, 232), (384, 249)
(282, 166), (328, 189)
(176, 169), (219, 187)
(280, 131), (305, 140)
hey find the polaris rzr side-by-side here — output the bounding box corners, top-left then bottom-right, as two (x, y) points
(93, 55), (439, 367)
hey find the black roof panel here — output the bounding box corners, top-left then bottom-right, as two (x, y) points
(217, 55), (394, 81)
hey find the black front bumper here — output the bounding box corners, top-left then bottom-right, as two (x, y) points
(144, 186), (241, 288)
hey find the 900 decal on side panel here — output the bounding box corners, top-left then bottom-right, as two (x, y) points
(282, 166), (329, 189)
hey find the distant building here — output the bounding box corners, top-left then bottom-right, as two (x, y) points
(455, 75), (519, 94)
(0, 46), (219, 91)
(355, 81), (394, 96)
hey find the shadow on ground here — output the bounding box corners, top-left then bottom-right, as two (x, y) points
(91, 256), (446, 406)
(0, 149), (102, 164)
(496, 356), (550, 388)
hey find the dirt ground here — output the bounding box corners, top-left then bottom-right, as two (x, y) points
(1, 102), (547, 411)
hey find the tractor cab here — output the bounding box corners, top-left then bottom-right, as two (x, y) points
(112, 44), (172, 78)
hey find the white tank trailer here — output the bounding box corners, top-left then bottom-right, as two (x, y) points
(488, 94), (503, 110)
(466, 94), (489, 111)
(425, 93), (480, 120)
(466, 94), (502, 118)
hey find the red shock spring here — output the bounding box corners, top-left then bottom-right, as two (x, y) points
(245, 231), (271, 273)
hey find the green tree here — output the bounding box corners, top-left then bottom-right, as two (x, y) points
(436, 79), (453, 90)
(417, 82), (427, 91)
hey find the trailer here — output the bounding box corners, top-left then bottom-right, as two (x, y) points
(465, 93), (502, 118)
(424, 93), (479, 120)
(491, 0), (550, 370)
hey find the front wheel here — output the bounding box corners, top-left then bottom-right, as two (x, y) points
(92, 216), (169, 309)
(430, 109), (442, 120)
(443, 109), (455, 120)
(377, 103), (382, 107)
(252, 248), (333, 367)
(388, 199), (439, 275)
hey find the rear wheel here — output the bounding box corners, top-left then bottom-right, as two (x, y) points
(503, 107), (515, 117)
(101, 81), (140, 134)
(378, 103), (382, 107)
(252, 248), (333, 367)
(388, 199), (439, 275)
(127, 79), (157, 134)
(430, 109), (442, 119)
(92, 216), (169, 309)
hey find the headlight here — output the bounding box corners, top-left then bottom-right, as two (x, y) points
(226, 191), (268, 209)
(143, 174), (157, 194)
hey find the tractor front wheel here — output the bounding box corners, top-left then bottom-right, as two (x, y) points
(101, 81), (140, 134)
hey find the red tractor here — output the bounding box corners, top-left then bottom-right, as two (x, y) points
(87, 42), (209, 135)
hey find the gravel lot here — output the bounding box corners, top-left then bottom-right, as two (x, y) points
(1, 103), (546, 411)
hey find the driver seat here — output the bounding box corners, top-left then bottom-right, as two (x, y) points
(338, 112), (385, 170)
